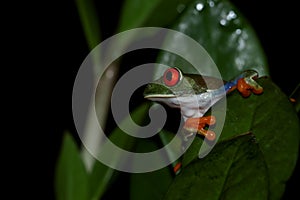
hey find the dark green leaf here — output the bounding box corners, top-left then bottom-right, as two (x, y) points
(75, 0), (101, 50)
(55, 132), (89, 200)
(165, 134), (269, 200)
(159, 129), (184, 174)
(157, 0), (269, 79)
(148, 1), (298, 198)
(118, 0), (195, 32)
(130, 138), (173, 200)
(88, 161), (114, 200)
(248, 79), (299, 199)
(182, 78), (300, 199)
(118, 0), (160, 31)
(88, 103), (150, 200)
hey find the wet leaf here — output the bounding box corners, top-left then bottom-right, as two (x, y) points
(149, 1), (298, 198)
(157, 0), (269, 79)
(116, 1), (298, 200)
(181, 78), (300, 199)
(118, 0), (195, 32)
(165, 134), (269, 200)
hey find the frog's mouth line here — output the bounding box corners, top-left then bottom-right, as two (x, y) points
(144, 95), (181, 109)
(144, 94), (176, 99)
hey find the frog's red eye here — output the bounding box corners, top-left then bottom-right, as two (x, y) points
(163, 68), (182, 87)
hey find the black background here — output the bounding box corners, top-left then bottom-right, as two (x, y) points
(8, 0), (299, 199)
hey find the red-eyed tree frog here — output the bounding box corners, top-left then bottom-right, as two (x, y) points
(144, 67), (263, 141)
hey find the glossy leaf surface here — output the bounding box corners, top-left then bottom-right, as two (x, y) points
(157, 0), (269, 79)
(180, 78), (299, 199)
(118, 0), (195, 31)
(165, 134), (269, 200)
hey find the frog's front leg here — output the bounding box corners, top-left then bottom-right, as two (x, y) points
(225, 70), (264, 97)
(183, 70), (263, 141)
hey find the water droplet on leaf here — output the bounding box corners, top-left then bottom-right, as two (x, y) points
(219, 10), (239, 27)
(195, 3), (204, 11)
(235, 29), (242, 35)
(220, 19), (227, 26)
(226, 10), (237, 20)
(207, 0), (215, 7)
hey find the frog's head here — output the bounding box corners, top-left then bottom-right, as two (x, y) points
(144, 68), (203, 98)
(143, 67), (216, 107)
(144, 67), (225, 117)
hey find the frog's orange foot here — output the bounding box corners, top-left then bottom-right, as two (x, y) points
(237, 71), (263, 97)
(183, 116), (216, 141)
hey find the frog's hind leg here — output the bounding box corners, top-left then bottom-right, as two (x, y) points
(183, 116), (216, 141)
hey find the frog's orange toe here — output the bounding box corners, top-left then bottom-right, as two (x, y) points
(173, 162), (182, 175)
(237, 76), (263, 97)
(237, 78), (252, 97)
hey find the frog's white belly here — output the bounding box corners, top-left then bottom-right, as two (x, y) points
(150, 89), (226, 120)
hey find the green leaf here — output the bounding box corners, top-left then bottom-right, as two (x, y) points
(116, 0), (196, 55)
(164, 134), (269, 200)
(88, 161), (114, 200)
(130, 138), (173, 200)
(55, 132), (89, 200)
(118, 0), (195, 32)
(118, 0), (161, 31)
(88, 103), (150, 200)
(146, 1), (298, 197)
(182, 78), (300, 199)
(157, 0), (269, 79)
(75, 0), (101, 50)
(246, 79), (299, 199)
(159, 129), (184, 174)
